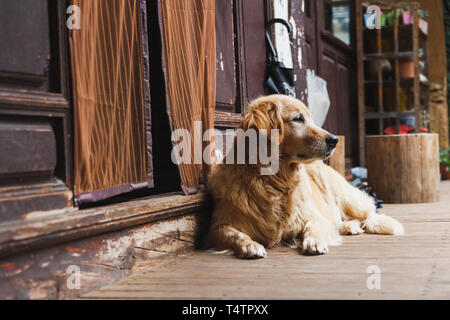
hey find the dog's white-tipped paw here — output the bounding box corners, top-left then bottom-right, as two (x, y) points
(238, 241), (267, 259)
(352, 227), (365, 235)
(341, 221), (365, 235)
(302, 237), (329, 255)
(393, 222), (405, 236)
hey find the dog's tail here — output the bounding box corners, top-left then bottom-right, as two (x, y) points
(362, 213), (405, 236)
(194, 191), (215, 250)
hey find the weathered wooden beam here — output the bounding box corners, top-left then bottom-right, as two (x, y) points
(0, 192), (206, 258)
(0, 89), (70, 111)
(0, 213), (201, 299)
(214, 111), (242, 128)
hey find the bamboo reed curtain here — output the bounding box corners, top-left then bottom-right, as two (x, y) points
(70, 0), (153, 204)
(159, 0), (216, 194)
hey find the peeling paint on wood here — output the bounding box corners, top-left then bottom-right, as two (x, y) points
(288, 0), (308, 102)
(0, 192), (204, 258)
(0, 213), (202, 299)
(0, 262), (17, 271)
(273, 0), (293, 69)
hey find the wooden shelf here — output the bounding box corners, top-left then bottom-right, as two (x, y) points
(356, 0), (429, 165)
(364, 78), (413, 85)
(363, 52), (414, 60)
(363, 24), (428, 37)
(365, 110), (415, 120)
(364, 78), (429, 87)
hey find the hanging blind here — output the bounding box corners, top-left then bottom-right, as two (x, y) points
(158, 0), (216, 194)
(70, 0), (153, 204)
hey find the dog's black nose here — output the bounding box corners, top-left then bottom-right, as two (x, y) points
(326, 135), (339, 149)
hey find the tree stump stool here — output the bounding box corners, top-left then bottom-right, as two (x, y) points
(326, 135), (345, 177)
(366, 133), (440, 204)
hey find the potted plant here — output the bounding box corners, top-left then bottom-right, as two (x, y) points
(418, 9), (429, 34)
(400, 1), (411, 23)
(440, 148), (450, 180)
(380, 11), (386, 27)
(401, 9), (412, 25)
(399, 57), (415, 78)
(386, 11), (396, 26)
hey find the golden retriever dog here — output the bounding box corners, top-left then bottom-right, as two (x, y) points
(206, 94), (404, 258)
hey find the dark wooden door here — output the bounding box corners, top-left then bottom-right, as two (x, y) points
(214, 0), (309, 159)
(214, 0), (307, 117)
(303, 0), (319, 71)
(302, 0), (358, 166)
(0, 0), (72, 222)
(215, 0), (237, 112)
(215, 0), (269, 115)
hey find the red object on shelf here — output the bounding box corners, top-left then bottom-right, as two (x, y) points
(384, 124), (413, 135)
(384, 124), (428, 135)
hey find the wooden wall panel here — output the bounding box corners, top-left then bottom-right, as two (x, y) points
(240, 0), (267, 106)
(0, 118), (56, 178)
(215, 0), (237, 110)
(321, 51), (339, 134)
(320, 47), (356, 160)
(0, 0), (72, 221)
(0, 0), (51, 91)
(336, 61), (353, 156)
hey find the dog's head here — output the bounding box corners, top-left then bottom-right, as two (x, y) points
(241, 94), (338, 165)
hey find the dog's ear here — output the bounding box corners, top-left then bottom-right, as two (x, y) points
(241, 99), (284, 143)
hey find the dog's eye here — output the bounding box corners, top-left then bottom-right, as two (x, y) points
(293, 114), (304, 123)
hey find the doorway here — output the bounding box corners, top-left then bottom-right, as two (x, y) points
(303, 0), (358, 168)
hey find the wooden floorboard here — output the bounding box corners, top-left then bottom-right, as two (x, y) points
(83, 181), (450, 300)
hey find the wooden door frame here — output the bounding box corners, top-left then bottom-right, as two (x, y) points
(315, 0), (355, 77)
(215, 0), (275, 128)
(0, 0), (73, 223)
(0, 0), (72, 186)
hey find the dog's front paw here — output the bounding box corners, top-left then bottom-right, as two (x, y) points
(237, 241), (267, 259)
(301, 237), (329, 255)
(340, 220), (364, 235)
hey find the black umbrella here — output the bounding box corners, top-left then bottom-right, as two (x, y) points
(264, 18), (296, 97)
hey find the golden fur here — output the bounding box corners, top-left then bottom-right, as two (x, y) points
(206, 94), (404, 258)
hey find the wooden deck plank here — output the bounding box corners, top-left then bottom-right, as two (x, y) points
(83, 181), (450, 300)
